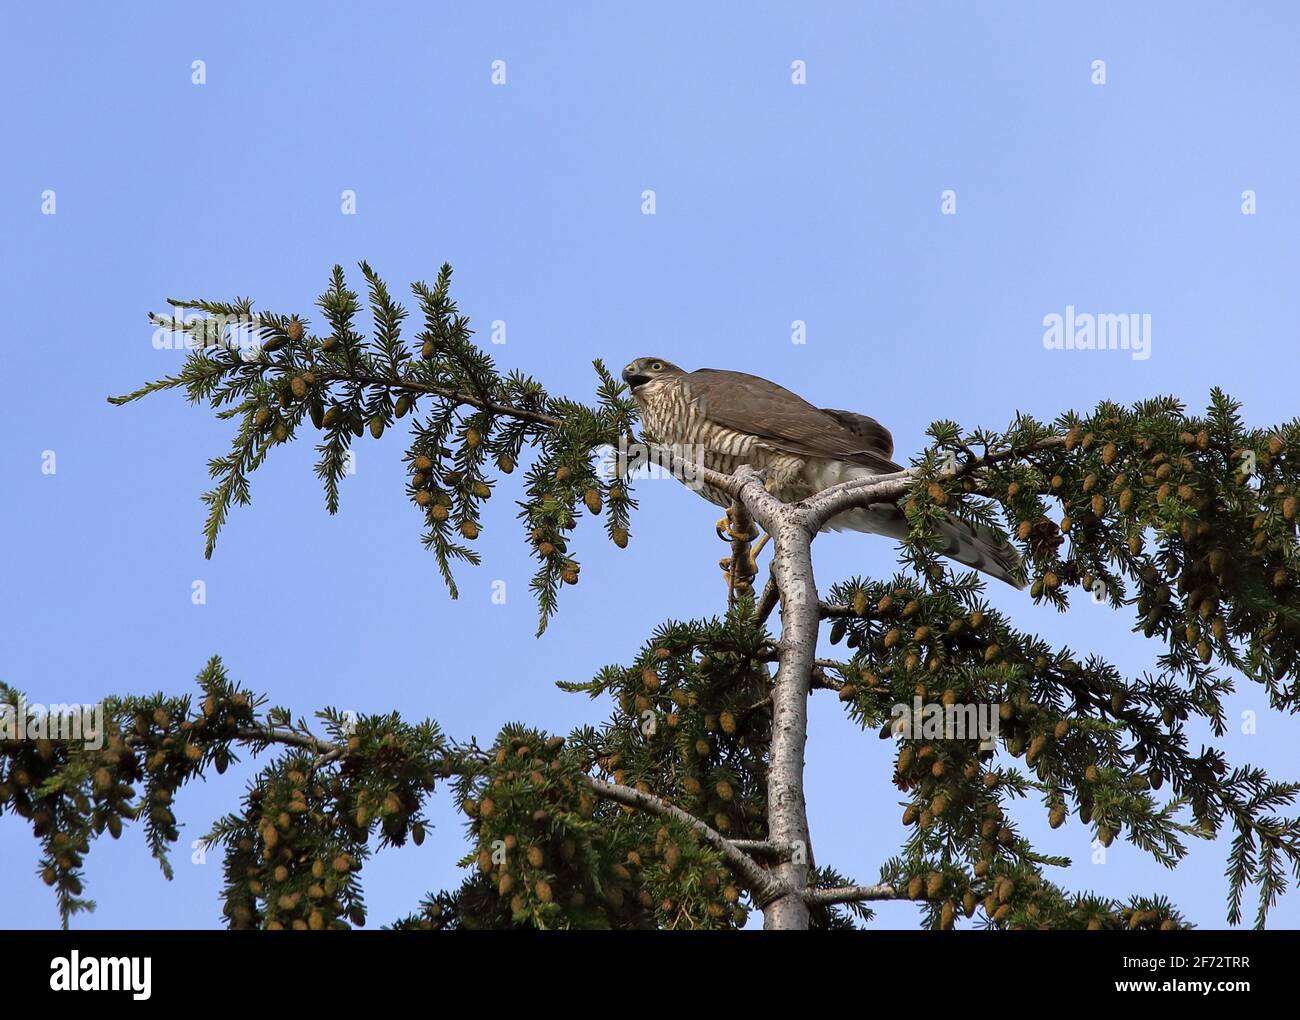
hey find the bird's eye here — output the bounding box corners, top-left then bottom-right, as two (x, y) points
(651, 361), (662, 371)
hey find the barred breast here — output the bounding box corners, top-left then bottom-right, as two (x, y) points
(634, 379), (809, 508)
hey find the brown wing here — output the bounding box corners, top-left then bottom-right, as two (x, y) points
(683, 369), (902, 472)
(819, 408), (894, 460)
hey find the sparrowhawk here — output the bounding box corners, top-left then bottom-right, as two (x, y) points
(621, 357), (1022, 588)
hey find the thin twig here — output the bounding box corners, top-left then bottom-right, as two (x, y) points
(317, 370), (560, 428)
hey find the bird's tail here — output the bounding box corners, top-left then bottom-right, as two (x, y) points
(933, 515), (1024, 589)
(828, 504), (1024, 589)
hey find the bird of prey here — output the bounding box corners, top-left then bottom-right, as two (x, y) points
(620, 357), (1023, 588)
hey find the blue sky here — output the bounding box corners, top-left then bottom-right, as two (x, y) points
(2, 1), (1298, 928)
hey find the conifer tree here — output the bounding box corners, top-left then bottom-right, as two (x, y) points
(4, 262), (1299, 930)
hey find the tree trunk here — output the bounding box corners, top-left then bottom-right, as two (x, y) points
(746, 500), (818, 929)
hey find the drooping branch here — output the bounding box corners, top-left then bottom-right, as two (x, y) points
(587, 778), (784, 902)
(313, 370), (562, 428)
(236, 721), (787, 905)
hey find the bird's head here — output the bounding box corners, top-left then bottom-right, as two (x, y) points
(621, 357), (683, 392)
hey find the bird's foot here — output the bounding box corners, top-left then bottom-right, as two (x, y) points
(715, 508), (759, 544)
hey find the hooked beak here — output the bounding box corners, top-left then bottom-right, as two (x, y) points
(622, 365), (650, 390)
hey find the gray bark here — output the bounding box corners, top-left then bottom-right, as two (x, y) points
(729, 466), (921, 928)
